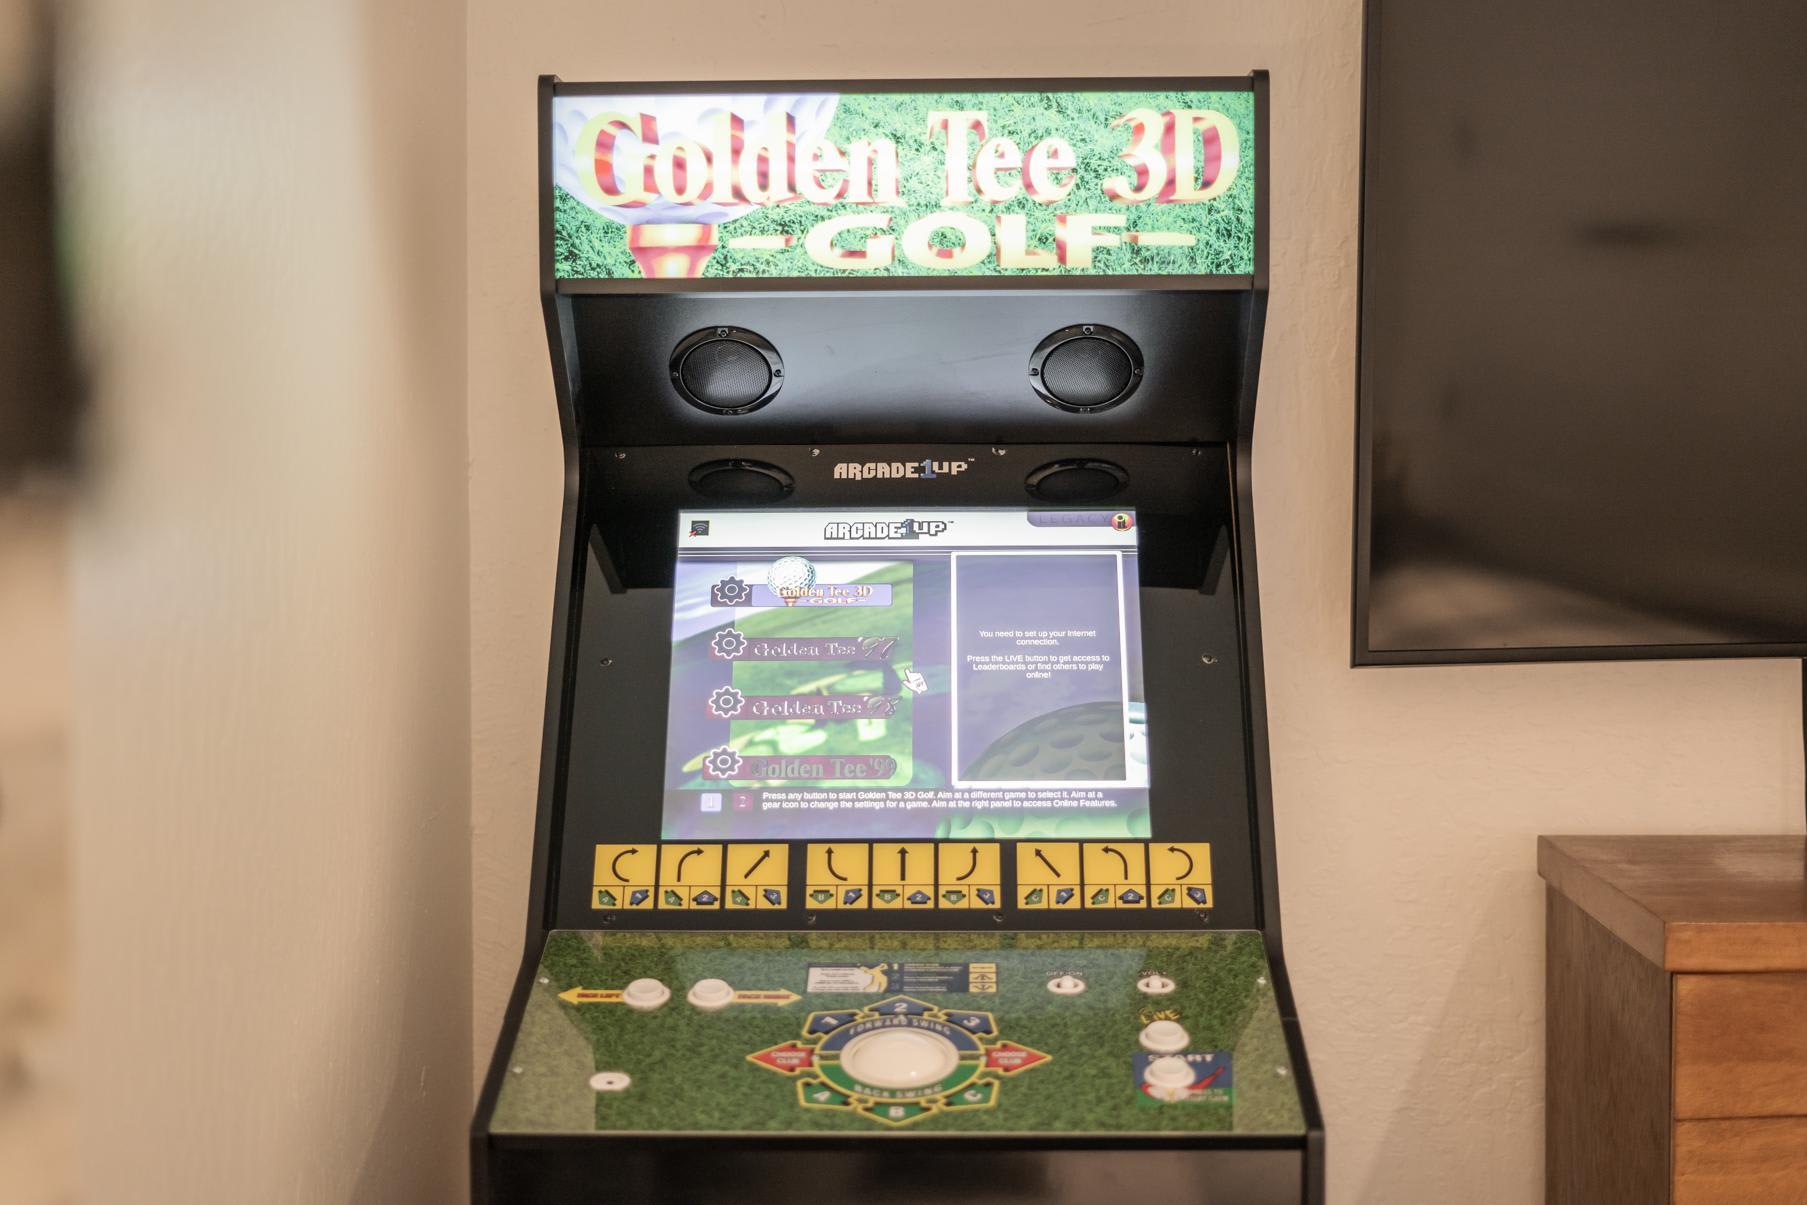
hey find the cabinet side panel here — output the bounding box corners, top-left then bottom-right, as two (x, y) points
(1545, 888), (1670, 1205)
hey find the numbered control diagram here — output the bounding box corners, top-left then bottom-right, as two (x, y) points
(747, 995), (1050, 1126)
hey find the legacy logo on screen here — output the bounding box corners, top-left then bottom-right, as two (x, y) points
(549, 90), (1255, 280)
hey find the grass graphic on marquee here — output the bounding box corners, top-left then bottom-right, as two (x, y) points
(553, 90), (1256, 280)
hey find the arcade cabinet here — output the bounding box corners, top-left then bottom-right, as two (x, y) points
(474, 76), (1323, 1204)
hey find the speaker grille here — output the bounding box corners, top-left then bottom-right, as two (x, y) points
(670, 327), (783, 414)
(1041, 338), (1131, 408)
(1029, 324), (1142, 412)
(679, 340), (772, 410)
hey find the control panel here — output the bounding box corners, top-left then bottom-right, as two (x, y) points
(590, 841), (1215, 916)
(490, 929), (1302, 1136)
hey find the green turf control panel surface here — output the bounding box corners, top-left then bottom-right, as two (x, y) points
(491, 931), (1304, 1136)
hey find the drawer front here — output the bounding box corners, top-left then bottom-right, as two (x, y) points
(1674, 1118), (1807, 1204)
(1674, 973), (1807, 1119)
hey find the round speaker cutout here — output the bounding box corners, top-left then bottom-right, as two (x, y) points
(1028, 324), (1143, 412)
(1024, 459), (1130, 503)
(687, 459), (795, 504)
(671, 327), (784, 414)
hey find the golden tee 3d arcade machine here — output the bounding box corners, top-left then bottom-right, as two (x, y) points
(473, 76), (1323, 1204)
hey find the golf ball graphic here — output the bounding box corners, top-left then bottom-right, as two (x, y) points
(1126, 701), (1150, 766)
(767, 556), (818, 606)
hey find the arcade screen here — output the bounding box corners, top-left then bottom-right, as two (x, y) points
(662, 509), (1147, 841)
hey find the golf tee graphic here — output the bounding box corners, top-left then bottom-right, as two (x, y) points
(551, 93), (839, 278)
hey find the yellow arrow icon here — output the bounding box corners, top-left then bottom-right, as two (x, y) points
(557, 987), (625, 1005)
(731, 989), (801, 1006)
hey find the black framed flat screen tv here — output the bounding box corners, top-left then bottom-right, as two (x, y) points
(1355, 0), (1807, 664)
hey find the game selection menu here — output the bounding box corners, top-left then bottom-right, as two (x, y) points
(662, 509), (1148, 840)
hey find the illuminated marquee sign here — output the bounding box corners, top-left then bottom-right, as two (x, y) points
(549, 88), (1255, 280)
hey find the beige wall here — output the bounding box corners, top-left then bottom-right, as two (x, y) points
(0, 497), (73, 1204)
(65, 2), (471, 1200)
(466, 4), (1805, 1203)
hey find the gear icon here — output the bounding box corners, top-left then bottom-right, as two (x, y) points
(711, 576), (753, 607)
(707, 685), (746, 718)
(710, 628), (749, 659)
(702, 746), (743, 779)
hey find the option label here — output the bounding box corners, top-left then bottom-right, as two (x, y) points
(935, 843), (1001, 909)
(657, 843), (724, 909)
(1150, 842), (1213, 909)
(725, 843), (788, 909)
(805, 843), (871, 909)
(1015, 842), (1081, 909)
(1082, 842), (1149, 908)
(870, 842), (934, 909)
(592, 844), (657, 910)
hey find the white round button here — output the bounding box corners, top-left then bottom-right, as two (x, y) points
(1136, 973), (1176, 996)
(840, 1028), (959, 1090)
(1046, 974), (1086, 996)
(687, 978), (735, 1010)
(588, 1071), (631, 1092)
(1138, 1019), (1190, 1054)
(622, 978), (670, 1011)
(1144, 1055), (1195, 1093)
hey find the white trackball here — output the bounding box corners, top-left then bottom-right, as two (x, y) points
(840, 1028), (959, 1090)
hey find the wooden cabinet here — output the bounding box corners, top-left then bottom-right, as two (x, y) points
(1541, 836), (1807, 1205)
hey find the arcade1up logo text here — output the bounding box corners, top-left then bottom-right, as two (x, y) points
(834, 456), (971, 481)
(548, 89), (1254, 280)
